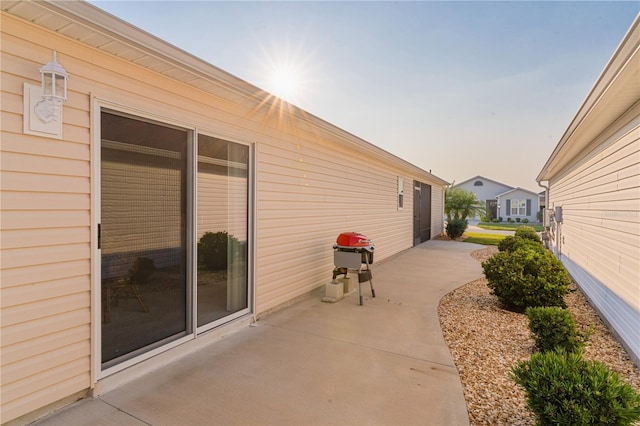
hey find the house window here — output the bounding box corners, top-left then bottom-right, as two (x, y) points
(511, 199), (526, 216)
(474, 180), (483, 186)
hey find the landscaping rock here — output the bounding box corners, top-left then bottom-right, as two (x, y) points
(439, 246), (640, 426)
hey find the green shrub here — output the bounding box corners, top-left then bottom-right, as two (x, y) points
(446, 218), (468, 239)
(482, 248), (570, 311)
(498, 216), (503, 222)
(536, 210), (543, 222)
(512, 349), (640, 425)
(508, 217), (515, 223)
(515, 225), (541, 243)
(198, 231), (239, 271)
(497, 236), (545, 253)
(526, 306), (588, 353)
(516, 217), (521, 223)
(522, 218), (529, 224)
(492, 218), (500, 223)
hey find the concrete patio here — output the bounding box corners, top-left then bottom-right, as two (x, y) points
(34, 240), (484, 426)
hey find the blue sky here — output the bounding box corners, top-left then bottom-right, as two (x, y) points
(91, 1), (638, 190)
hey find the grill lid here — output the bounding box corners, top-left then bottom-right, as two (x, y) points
(335, 232), (372, 248)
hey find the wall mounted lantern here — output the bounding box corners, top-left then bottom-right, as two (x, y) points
(34, 51), (69, 123)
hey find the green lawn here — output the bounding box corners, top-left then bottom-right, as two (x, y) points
(477, 222), (544, 232)
(462, 232), (507, 246)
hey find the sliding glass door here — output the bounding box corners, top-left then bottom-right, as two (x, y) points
(100, 110), (250, 369)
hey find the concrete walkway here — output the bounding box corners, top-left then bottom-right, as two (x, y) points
(34, 240), (485, 426)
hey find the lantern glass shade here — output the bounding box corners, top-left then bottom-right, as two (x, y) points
(39, 51), (68, 102)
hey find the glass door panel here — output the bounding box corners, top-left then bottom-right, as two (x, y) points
(196, 135), (249, 327)
(101, 111), (188, 368)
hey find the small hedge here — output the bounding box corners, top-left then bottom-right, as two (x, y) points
(515, 225), (541, 243)
(482, 247), (570, 311)
(497, 235), (545, 253)
(512, 349), (640, 425)
(446, 218), (468, 239)
(526, 306), (588, 354)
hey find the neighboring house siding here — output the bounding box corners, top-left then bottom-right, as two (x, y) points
(456, 178), (511, 202)
(498, 188), (538, 223)
(454, 176), (513, 220)
(547, 116), (640, 362)
(1, 17), (92, 421)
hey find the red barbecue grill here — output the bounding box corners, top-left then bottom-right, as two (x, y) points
(333, 232), (375, 305)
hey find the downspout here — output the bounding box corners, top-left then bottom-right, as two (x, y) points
(537, 181), (549, 228)
(442, 184), (447, 236)
(537, 180), (551, 250)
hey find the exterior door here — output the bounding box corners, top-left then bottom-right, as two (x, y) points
(486, 200), (497, 221)
(413, 181), (432, 246)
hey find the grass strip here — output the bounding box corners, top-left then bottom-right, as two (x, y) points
(477, 222), (544, 232)
(463, 232), (507, 246)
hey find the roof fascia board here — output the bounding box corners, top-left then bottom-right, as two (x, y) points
(454, 175), (514, 189)
(496, 187), (541, 198)
(36, 1), (261, 98)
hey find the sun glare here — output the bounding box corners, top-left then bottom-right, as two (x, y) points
(269, 65), (300, 102)
(255, 39), (317, 107)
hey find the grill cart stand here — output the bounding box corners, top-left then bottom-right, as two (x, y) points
(332, 232), (375, 306)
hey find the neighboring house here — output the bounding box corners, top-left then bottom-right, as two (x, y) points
(495, 187), (541, 223)
(453, 175), (539, 222)
(537, 15), (639, 367)
(0, 2), (448, 423)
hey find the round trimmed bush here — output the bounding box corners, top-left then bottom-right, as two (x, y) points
(512, 349), (640, 425)
(515, 225), (540, 242)
(497, 236), (545, 253)
(526, 306), (587, 353)
(482, 247), (570, 311)
(446, 218), (468, 239)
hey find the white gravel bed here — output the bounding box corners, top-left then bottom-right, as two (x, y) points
(438, 246), (640, 426)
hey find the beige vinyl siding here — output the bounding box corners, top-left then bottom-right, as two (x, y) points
(431, 185), (444, 238)
(548, 121), (640, 307)
(547, 115), (639, 363)
(538, 15), (639, 367)
(254, 138), (441, 313)
(1, 10), (444, 422)
(1, 16), (93, 423)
